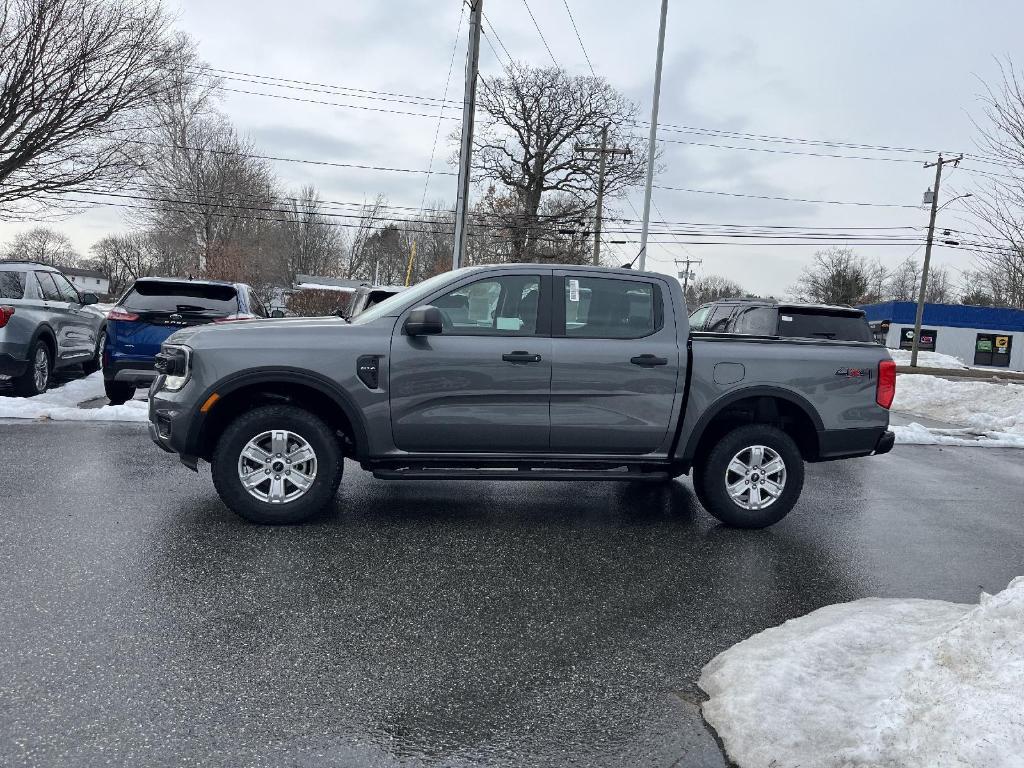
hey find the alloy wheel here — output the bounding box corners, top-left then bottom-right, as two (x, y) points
(237, 429), (318, 505)
(724, 445), (787, 510)
(33, 346), (49, 393)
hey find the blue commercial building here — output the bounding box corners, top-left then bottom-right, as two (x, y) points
(860, 301), (1024, 370)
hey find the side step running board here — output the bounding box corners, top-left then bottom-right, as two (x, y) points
(372, 468), (670, 482)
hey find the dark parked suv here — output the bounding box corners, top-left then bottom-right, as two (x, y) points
(104, 277), (267, 404)
(0, 261), (104, 396)
(689, 298), (875, 342)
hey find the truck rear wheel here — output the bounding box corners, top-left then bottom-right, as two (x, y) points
(211, 405), (343, 524)
(694, 424), (804, 529)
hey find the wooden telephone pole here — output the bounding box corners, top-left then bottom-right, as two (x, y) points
(576, 125), (631, 265)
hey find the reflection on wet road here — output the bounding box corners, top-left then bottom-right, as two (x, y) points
(1, 422), (1021, 766)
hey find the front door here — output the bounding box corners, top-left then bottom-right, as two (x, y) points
(389, 271), (553, 453)
(549, 272), (683, 455)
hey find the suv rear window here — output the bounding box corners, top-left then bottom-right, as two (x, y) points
(778, 309), (873, 342)
(123, 281), (239, 314)
(0, 271), (26, 299)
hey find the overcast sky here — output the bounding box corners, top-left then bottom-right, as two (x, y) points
(3, 0), (1022, 295)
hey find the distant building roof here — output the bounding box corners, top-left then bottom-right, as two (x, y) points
(61, 267), (106, 279)
(860, 301), (1024, 333)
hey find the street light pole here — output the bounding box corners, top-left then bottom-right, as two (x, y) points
(638, 0), (669, 272)
(910, 153), (961, 367)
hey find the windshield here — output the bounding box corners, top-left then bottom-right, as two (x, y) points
(351, 269), (472, 324)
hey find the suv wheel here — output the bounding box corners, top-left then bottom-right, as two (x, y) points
(211, 405), (343, 524)
(104, 379), (135, 405)
(13, 341), (51, 397)
(82, 329), (105, 376)
(694, 424), (804, 529)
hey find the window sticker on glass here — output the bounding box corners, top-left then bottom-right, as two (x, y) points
(496, 317), (522, 331)
(568, 278), (580, 302)
(780, 314), (793, 322)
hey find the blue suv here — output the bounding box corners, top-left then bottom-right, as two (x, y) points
(104, 277), (267, 404)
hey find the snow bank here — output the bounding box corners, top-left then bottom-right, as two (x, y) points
(892, 421), (1024, 448)
(0, 373), (147, 422)
(888, 348), (968, 369)
(700, 577), (1024, 768)
(894, 374), (1024, 436)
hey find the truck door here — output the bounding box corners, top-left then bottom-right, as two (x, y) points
(389, 271), (553, 453)
(549, 272), (682, 455)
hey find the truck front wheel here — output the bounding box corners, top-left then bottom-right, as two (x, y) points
(695, 424), (804, 529)
(211, 405), (343, 524)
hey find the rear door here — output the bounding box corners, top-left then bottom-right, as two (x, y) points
(549, 271), (682, 455)
(115, 281), (240, 361)
(34, 271), (76, 360)
(389, 270), (552, 453)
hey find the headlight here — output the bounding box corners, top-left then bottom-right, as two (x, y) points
(155, 345), (192, 391)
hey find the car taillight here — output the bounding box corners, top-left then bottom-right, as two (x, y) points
(0, 305), (14, 328)
(108, 306), (139, 322)
(213, 313), (257, 323)
(876, 359), (896, 409)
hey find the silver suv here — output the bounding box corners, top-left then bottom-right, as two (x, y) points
(0, 261), (105, 396)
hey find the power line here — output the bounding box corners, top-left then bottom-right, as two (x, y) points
(651, 183), (925, 209)
(420, 3), (467, 210)
(561, 0), (595, 76)
(520, 0), (559, 68)
(482, 11), (513, 65)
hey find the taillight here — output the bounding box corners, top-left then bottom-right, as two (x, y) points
(0, 305), (14, 328)
(876, 359), (896, 409)
(108, 306), (139, 322)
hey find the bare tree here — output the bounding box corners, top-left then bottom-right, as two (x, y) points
(792, 247), (872, 305)
(86, 232), (162, 295)
(278, 185), (346, 281)
(2, 226), (79, 267)
(345, 195), (387, 279)
(471, 64), (648, 261)
(0, 0), (175, 214)
(962, 58), (1024, 308)
(685, 275), (745, 307)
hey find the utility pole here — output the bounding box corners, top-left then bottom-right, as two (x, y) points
(674, 256), (702, 295)
(638, 0), (669, 272)
(576, 125), (631, 265)
(451, 0), (483, 271)
(910, 153), (962, 367)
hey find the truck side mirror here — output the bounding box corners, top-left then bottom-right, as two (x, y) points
(270, 309), (286, 318)
(81, 292), (99, 305)
(404, 305), (443, 336)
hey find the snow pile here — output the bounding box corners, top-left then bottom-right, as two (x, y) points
(0, 373), (147, 422)
(894, 374), (1024, 437)
(700, 577), (1024, 768)
(888, 348), (968, 369)
(892, 421), (1024, 448)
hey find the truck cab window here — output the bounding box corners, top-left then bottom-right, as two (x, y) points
(433, 275), (541, 335)
(564, 276), (656, 339)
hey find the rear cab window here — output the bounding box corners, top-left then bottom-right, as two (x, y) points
(703, 304), (736, 332)
(563, 276), (659, 338)
(123, 281), (240, 316)
(688, 305), (710, 330)
(777, 309), (873, 342)
(0, 271), (26, 299)
(731, 306), (778, 335)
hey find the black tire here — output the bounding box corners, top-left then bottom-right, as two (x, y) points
(82, 329), (105, 376)
(12, 340), (51, 397)
(104, 379), (135, 405)
(694, 424), (804, 529)
(211, 405), (343, 524)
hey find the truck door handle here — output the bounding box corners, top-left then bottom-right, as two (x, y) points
(631, 354), (668, 367)
(502, 351), (542, 363)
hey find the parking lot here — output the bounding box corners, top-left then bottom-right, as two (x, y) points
(2, 418), (1022, 767)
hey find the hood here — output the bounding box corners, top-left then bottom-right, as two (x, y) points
(165, 315), (348, 347)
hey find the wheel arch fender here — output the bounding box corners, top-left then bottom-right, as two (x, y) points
(679, 385), (825, 465)
(187, 367), (371, 460)
(28, 323), (58, 358)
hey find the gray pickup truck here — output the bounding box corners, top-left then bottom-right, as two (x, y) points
(148, 264), (895, 528)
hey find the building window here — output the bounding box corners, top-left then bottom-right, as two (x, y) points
(899, 327), (937, 352)
(974, 334), (1013, 367)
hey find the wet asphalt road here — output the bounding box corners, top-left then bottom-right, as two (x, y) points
(1, 421), (1023, 767)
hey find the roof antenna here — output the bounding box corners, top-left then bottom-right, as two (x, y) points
(622, 245), (645, 270)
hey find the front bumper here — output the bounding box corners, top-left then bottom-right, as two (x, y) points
(0, 352), (29, 378)
(148, 375), (200, 471)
